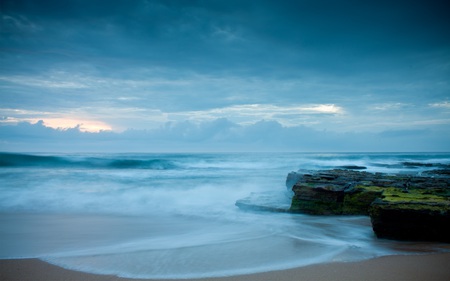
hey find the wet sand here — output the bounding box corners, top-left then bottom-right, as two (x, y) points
(1, 253), (450, 281)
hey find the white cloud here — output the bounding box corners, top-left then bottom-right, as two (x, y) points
(1, 14), (42, 33)
(411, 119), (450, 126)
(0, 75), (88, 89)
(429, 101), (450, 109)
(371, 103), (409, 111)
(168, 103), (344, 126)
(0, 108), (54, 117)
(297, 104), (344, 114)
(0, 65), (446, 136)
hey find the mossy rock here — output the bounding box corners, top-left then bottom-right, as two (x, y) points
(290, 196), (343, 215)
(369, 198), (450, 242)
(290, 183), (386, 215)
(381, 187), (450, 205)
(288, 169), (450, 241)
(290, 184), (345, 214)
(369, 186), (450, 241)
(342, 186), (384, 215)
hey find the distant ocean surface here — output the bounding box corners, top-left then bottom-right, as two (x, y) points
(1, 152), (450, 279)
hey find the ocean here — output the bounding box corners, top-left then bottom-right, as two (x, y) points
(0, 152), (449, 279)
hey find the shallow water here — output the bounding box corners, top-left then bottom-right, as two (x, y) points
(0, 152), (449, 278)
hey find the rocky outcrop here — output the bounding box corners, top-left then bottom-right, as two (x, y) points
(290, 169), (395, 215)
(288, 169), (450, 242)
(369, 188), (450, 242)
(236, 167), (450, 242)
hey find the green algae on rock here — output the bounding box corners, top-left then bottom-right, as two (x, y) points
(343, 186), (384, 215)
(290, 170), (389, 215)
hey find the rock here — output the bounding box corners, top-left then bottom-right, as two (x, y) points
(291, 181), (384, 215)
(291, 183), (346, 215)
(369, 196), (450, 242)
(290, 169), (450, 214)
(343, 186), (384, 215)
(337, 165), (367, 170)
(290, 169), (387, 215)
(402, 162), (450, 169)
(422, 169), (450, 177)
(288, 169), (450, 242)
(402, 162), (435, 167)
(237, 168), (450, 242)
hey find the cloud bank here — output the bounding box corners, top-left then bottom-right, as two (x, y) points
(1, 119), (449, 153)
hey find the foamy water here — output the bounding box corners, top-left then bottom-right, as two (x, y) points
(0, 152), (449, 278)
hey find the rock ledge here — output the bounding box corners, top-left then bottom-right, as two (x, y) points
(288, 169), (450, 242)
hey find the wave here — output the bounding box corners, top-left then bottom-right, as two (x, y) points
(0, 153), (177, 170)
(2, 152), (450, 172)
(0, 153), (65, 167)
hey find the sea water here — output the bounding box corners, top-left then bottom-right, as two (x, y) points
(0, 152), (449, 278)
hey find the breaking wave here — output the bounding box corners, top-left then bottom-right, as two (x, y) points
(0, 153), (177, 170)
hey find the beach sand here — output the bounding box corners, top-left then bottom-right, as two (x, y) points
(1, 253), (450, 281)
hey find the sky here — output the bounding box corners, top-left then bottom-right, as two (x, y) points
(1, 0), (449, 152)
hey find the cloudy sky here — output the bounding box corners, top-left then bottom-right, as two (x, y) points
(1, 0), (449, 152)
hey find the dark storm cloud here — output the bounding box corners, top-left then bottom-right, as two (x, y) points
(2, 0), (449, 76)
(1, 0), (253, 73)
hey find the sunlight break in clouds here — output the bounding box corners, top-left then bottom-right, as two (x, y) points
(0, 108), (112, 132)
(13, 118), (112, 133)
(38, 118), (112, 132)
(1, 117), (111, 132)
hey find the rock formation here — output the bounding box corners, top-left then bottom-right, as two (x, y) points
(288, 169), (450, 242)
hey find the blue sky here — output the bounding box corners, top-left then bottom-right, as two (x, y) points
(1, 0), (449, 152)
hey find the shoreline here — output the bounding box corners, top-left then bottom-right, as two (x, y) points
(1, 253), (450, 281)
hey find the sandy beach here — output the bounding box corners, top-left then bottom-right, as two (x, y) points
(1, 253), (450, 281)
